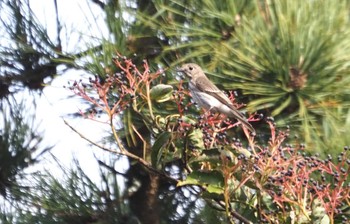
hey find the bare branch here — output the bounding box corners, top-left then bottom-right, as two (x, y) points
(63, 119), (178, 184)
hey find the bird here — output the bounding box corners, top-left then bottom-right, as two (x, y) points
(177, 63), (255, 133)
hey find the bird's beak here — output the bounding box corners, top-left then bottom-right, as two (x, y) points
(176, 65), (191, 78)
(176, 67), (185, 73)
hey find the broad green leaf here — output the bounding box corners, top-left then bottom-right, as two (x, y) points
(311, 198), (330, 224)
(123, 108), (137, 147)
(150, 84), (173, 102)
(151, 131), (171, 168)
(180, 115), (197, 125)
(177, 170), (224, 194)
(187, 148), (221, 165)
(187, 128), (204, 150)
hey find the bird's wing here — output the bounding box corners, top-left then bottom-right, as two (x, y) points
(194, 76), (235, 107)
(194, 76), (255, 133)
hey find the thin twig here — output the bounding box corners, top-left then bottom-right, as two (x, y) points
(63, 119), (119, 154)
(63, 119), (178, 184)
(131, 124), (147, 160)
(215, 199), (253, 224)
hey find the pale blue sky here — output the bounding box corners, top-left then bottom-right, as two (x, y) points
(28, 0), (127, 183)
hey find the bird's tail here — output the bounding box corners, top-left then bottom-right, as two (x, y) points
(239, 117), (255, 134)
(229, 109), (255, 133)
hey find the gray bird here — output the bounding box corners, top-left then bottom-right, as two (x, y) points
(177, 63), (255, 133)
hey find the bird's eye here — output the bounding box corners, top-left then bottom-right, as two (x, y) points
(189, 66), (193, 70)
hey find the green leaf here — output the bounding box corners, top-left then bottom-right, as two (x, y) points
(180, 115), (197, 125)
(151, 131), (171, 168)
(311, 198), (330, 224)
(177, 170), (224, 194)
(187, 148), (221, 165)
(123, 108), (137, 147)
(187, 128), (205, 150)
(150, 84), (173, 103)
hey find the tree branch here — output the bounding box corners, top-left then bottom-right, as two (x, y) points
(63, 119), (178, 184)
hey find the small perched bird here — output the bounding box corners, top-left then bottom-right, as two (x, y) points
(177, 63), (255, 133)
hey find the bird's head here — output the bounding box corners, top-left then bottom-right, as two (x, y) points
(176, 63), (203, 78)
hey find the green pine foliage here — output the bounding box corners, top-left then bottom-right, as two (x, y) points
(139, 0), (350, 155)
